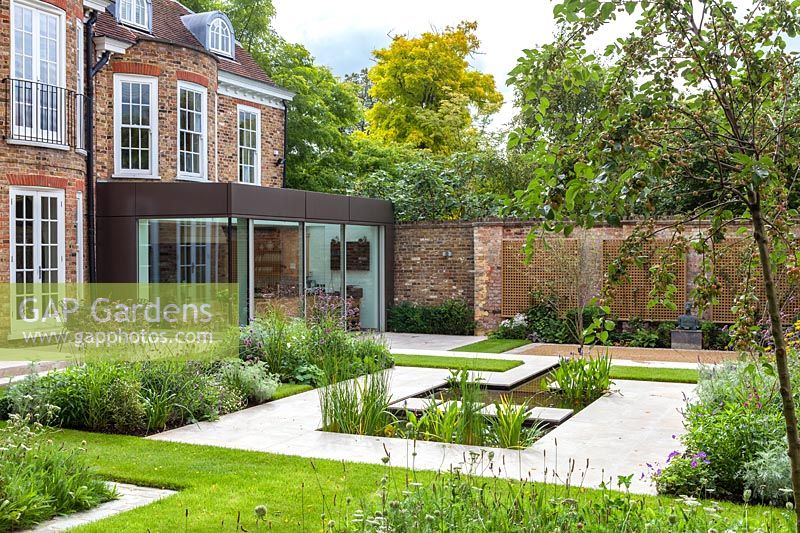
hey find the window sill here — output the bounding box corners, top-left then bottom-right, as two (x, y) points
(177, 175), (209, 183)
(7, 138), (70, 152)
(112, 173), (161, 180)
(237, 180), (262, 187)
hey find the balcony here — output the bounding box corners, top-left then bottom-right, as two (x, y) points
(2, 78), (87, 151)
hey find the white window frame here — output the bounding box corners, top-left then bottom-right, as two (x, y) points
(117, 0), (149, 31)
(113, 73), (159, 178)
(208, 18), (233, 57)
(9, 0), (67, 147)
(176, 81), (208, 181)
(237, 104), (261, 186)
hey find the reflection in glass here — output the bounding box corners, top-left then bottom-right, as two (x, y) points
(253, 220), (301, 317)
(344, 225), (381, 330)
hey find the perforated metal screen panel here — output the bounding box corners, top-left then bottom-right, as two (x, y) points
(600, 239), (686, 321)
(501, 239), (578, 317)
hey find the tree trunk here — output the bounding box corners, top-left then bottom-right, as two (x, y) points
(750, 196), (800, 527)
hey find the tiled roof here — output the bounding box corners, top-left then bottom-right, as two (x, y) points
(96, 0), (275, 85)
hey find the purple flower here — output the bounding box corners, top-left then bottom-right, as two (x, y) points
(666, 450), (680, 463)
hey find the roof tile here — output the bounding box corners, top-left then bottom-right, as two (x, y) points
(96, 0), (275, 85)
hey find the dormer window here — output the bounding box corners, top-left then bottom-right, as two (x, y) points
(118, 0), (150, 30)
(208, 18), (232, 56)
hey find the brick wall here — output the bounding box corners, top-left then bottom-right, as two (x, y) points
(218, 95), (285, 188)
(94, 40), (285, 187)
(393, 222), (475, 307)
(0, 0), (87, 283)
(393, 219), (731, 334)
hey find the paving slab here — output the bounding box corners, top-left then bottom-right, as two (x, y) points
(480, 403), (574, 425)
(383, 332), (486, 351)
(26, 482), (175, 532)
(152, 366), (693, 495)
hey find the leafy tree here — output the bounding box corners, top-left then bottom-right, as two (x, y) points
(345, 138), (500, 222)
(344, 68), (375, 132)
(180, 0), (362, 191)
(367, 21), (503, 154)
(509, 0), (800, 521)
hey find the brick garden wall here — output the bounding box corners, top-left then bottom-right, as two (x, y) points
(394, 220), (720, 334)
(393, 222), (475, 308)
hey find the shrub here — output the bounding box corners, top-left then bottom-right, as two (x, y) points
(656, 321), (676, 348)
(525, 300), (565, 343)
(239, 312), (306, 379)
(491, 313), (530, 340)
(548, 355), (611, 408)
(656, 362), (786, 502)
(0, 415), (114, 531)
(221, 360), (280, 404)
(741, 443), (793, 506)
(387, 300), (475, 335)
(4, 359), (279, 436)
(702, 320), (732, 350)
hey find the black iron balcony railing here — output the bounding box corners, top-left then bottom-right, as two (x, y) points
(2, 78), (87, 151)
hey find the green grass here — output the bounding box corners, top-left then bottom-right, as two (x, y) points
(451, 338), (531, 353)
(610, 365), (699, 384)
(39, 429), (788, 531)
(271, 383), (313, 400)
(393, 354), (523, 372)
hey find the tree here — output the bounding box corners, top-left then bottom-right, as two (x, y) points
(509, 0), (800, 521)
(367, 21), (503, 154)
(344, 68), (375, 132)
(180, 0), (362, 191)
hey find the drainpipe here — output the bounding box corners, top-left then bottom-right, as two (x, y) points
(85, 11), (110, 283)
(282, 99), (288, 188)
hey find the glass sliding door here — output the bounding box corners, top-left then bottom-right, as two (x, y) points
(252, 220), (301, 318)
(344, 225), (381, 330)
(304, 223), (345, 324)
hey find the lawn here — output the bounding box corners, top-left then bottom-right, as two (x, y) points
(610, 365), (698, 384)
(393, 353), (523, 372)
(42, 430), (789, 531)
(272, 383), (313, 400)
(392, 353), (698, 383)
(451, 338), (531, 353)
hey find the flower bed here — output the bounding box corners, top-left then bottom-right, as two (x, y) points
(0, 415), (114, 530)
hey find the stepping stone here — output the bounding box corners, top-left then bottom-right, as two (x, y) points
(388, 397), (440, 412)
(479, 404), (574, 425)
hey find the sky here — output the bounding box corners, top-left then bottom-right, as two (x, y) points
(271, 1), (563, 131)
(271, 1), (799, 132)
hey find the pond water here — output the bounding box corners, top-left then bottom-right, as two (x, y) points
(418, 371), (588, 412)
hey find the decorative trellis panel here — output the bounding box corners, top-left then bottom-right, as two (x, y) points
(601, 239), (686, 321)
(709, 239), (800, 323)
(501, 239), (579, 317)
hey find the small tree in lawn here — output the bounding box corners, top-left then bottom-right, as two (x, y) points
(509, 0), (800, 521)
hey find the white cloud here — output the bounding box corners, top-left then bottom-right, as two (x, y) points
(272, 0), (559, 131)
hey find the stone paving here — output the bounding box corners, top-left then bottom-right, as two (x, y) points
(152, 353), (693, 495)
(383, 332), (487, 351)
(26, 483), (175, 532)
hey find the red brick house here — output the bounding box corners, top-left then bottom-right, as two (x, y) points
(1, 0), (393, 330)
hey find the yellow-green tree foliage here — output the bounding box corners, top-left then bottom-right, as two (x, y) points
(366, 21), (503, 154)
